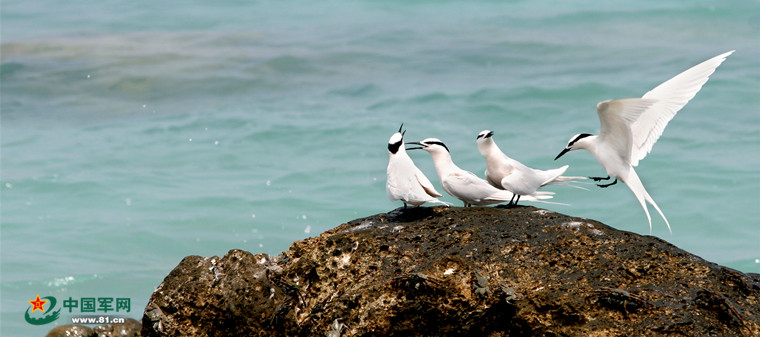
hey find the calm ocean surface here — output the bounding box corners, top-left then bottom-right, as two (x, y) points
(2, 1), (758, 334)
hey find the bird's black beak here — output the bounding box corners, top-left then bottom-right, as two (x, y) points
(554, 148), (570, 160)
(405, 141), (423, 150)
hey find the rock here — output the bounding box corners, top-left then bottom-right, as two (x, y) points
(46, 318), (142, 337)
(46, 324), (93, 337)
(141, 206), (760, 336)
(92, 318), (142, 336)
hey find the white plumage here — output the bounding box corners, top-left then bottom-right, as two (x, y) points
(477, 130), (585, 205)
(555, 51), (734, 233)
(409, 138), (553, 207)
(386, 125), (448, 208)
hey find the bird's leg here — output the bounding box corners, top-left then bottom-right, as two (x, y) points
(596, 178), (618, 188)
(514, 195), (521, 205)
(403, 202), (408, 209)
(508, 194), (517, 205)
(590, 175), (611, 182)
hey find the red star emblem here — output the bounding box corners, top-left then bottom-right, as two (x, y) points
(28, 294), (48, 313)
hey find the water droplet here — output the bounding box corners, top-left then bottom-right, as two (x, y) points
(266, 180), (271, 186)
(5, 183), (12, 189)
(125, 198), (132, 206)
(214, 140), (219, 145)
(301, 215), (307, 220)
(755, 259), (759, 264)
(188, 138), (193, 142)
(86, 74), (91, 79)
(304, 225), (311, 234)
(259, 243), (264, 248)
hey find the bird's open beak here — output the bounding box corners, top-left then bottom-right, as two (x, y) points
(405, 142), (423, 150)
(554, 148), (570, 160)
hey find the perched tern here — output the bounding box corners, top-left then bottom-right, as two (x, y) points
(477, 130), (585, 205)
(408, 138), (553, 207)
(386, 125), (448, 208)
(555, 51), (734, 233)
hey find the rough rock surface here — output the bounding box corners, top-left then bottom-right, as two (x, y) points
(45, 324), (93, 337)
(140, 206), (760, 336)
(45, 318), (141, 337)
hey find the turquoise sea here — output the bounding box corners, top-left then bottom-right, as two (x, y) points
(2, 1), (758, 335)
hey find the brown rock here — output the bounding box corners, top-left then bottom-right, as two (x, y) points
(141, 206), (760, 336)
(46, 318), (142, 337)
(45, 324), (93, 337)
(92, 318), (142, 336)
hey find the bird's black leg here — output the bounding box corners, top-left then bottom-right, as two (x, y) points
(515, 195), (521, 205)
(508, 194), (517, 205)
(590, 175), (611, 182)
(596, 178), (618, 188)
(403, 202), (408, 209)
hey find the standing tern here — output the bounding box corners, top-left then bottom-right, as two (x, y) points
(477, 130), (586, 205)
(408, 138), (553, 207)
(555, 51), (734, 233)
(386, 125), (448, 208)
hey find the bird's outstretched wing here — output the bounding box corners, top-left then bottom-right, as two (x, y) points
(597, 98), (657, 165)
(630, 50), (733, 166)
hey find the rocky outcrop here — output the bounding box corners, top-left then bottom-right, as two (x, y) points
(140, 206), (760, 336)
(45, 318), (141, 337)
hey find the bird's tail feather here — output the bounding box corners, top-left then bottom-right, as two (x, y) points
(529, 199), (570, 206)
(518, 192), (570, 206)
(539, 165), (570, 186)
(430, 198), (453, 207)
(484, 190), (569, 206)
(549, 176), (591, 191)
(541, 164), (588, 189)
(532, 190), (556, 197)
(521, 192), (554, 200)
(623, 168), (671, 234)
(552, 175), (588, 183)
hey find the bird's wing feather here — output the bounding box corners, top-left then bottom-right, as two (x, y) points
(597, 98), (657, 164)
(537, 165), (569, 187)
(630, 50), (733, 166)
(414, 166), (443, 197)
(500, 169), (544, 196)
(443, 171), (504, 202)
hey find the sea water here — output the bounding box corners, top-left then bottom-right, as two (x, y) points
(2, 1), (759, 335)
